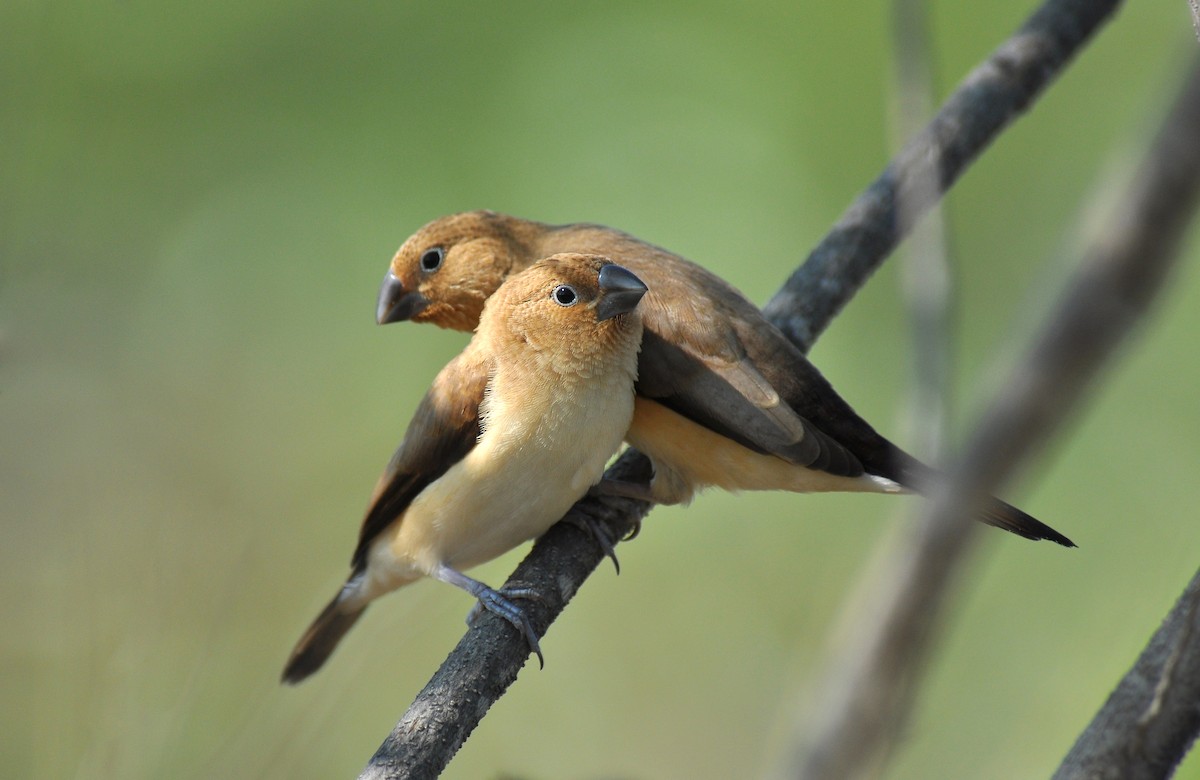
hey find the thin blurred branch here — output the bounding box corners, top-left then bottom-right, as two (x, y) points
(947, 63), (1200, 496)
(770, 2), (963, 778)
(359, 0), (1123, 776)
(1051, 58), (1200, 780)
(785, 52), (1200, 780)
(781, 489), (983, 780)
(1190, 0), (1200, 43)
(892, 0), (955, 462)
(764, 0), (1122, 352)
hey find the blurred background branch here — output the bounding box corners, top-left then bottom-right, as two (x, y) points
(361, 0), (1129, 775)
(1050, 56), (1200, 780)
(768, 1), (964, 777)
(892, 0), (956, 463)
(782, 52), (1200, 780)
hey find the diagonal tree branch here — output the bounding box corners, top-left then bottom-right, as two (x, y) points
(763, 0), (1123, 353)
(359, 0), (1124, 776)
(784, 53), (1200, 780)
(1055, 566), (1200, 780)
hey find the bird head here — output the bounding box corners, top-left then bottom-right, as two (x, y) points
(478, 253), (647, 373)
(376, 210), (539, 331)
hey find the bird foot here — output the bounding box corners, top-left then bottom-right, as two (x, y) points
(434, 566), (546, 667)
(564, 504), (623, 574)
(588, 477), (653, 540)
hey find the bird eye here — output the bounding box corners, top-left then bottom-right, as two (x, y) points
(551, 285), (578, 307)
(419, 247), (444, 272)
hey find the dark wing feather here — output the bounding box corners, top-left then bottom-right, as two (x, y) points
(635, 329), (864, 476)
(350, 349), (490, 572)
(579, 236), (867, 478)
(730, 313), (920, 484)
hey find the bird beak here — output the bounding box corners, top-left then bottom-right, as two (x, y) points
(595, 264), (648, 321)
(376, 270), (429, 324)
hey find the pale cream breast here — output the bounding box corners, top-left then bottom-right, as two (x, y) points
(371, 353), (637, 585)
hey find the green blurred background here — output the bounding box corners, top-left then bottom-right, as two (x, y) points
(4, 2), (1198, 778)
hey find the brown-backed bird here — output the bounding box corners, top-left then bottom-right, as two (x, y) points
(374, 210), (1073, 547)
(282, 253), (647, 683)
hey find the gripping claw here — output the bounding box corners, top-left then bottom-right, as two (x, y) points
(435, 565), (545, 667)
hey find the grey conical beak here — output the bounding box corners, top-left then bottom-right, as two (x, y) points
(376, 270), (429, 324)
(595, 263), (648, 322)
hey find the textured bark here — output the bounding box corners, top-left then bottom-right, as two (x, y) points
(1053, 568), (1200, 780)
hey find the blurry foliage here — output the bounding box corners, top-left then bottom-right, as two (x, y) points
(2, 2), (1198, 778)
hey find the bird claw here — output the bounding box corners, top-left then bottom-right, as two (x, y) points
(585, 477), (652, 545)
(466, 584), (545, 668)
(564, 505), (621, 574)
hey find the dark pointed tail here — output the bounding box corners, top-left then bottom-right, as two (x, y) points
(281, 591), (367, 684)
(875, 445), (1075, 547)
(977, 497), (1075, 547)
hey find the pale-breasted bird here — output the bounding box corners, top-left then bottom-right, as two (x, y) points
(374, 210), (1074, 547)
(282, 253), (648, 683)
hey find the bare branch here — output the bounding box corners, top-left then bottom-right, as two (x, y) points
(1190, 0), (1200, 44)
(1054, 568), (1200, 780)
(358, 0), (1126, 776)
(764, 0), (1123, 352)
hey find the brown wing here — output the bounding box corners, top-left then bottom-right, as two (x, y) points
(620, 254), (865, 475)
(539, 224), (896, 479)
(350, 348), (490, 572)
(634, 329), (863, 476)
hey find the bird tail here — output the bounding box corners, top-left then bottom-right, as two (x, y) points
(877, 446), (1075, 547)
(282, 588), (367, 684)
(977, 497), (1075, 548)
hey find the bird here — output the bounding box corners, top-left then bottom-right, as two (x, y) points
(373, 210), (1074, 547)
(282, 253), (648, 684)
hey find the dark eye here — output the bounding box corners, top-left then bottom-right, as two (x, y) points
(419, 247), (444, 272)
(551, 285), (578, 307)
